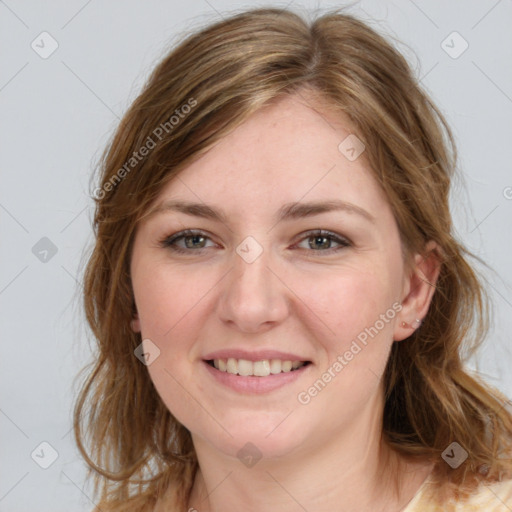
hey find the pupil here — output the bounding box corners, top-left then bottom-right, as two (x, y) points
(185, 235), (204, 248)
(311, 236), (329, 250)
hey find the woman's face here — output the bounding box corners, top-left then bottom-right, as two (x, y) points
(130, 93), (412, 461)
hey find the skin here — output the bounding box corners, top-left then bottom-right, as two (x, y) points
(130, 92), (440, 512)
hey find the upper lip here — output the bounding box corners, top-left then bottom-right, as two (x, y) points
(203, 349), (310, 362)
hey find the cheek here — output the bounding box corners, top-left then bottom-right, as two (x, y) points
(131, 262), (214, 427)
(303, 265), (398, 349)
(297, 271), (399, 420)
(132, 260), (214, 338)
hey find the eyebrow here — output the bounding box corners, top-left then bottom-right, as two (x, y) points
(148, 199), (375, 224)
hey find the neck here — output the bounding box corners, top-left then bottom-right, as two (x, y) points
(187, 393), (432, 512)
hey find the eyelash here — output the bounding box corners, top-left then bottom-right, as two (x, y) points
(159, 229), (351, 255)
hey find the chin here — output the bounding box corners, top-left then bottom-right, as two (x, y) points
(192, 413), (308, 462)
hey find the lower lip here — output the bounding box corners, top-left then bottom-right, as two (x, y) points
(202, 361), (311, 394)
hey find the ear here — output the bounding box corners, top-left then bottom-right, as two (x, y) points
(131, 312), (141, 333)
(394, 240), (441, 342)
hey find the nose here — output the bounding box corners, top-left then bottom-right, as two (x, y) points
(216, 246), (290, 334)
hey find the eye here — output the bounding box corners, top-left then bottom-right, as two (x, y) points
(160, 228), (351, 255)
(160, 229), (217, 253)
(294, 230), (351, 254)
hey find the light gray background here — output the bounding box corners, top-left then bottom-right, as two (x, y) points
(1, 1), (511, 510)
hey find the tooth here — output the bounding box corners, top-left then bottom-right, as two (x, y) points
(226, 358), (238, 375)
(269, 359), (282, 374)
(253, 360), (271, 377)
(238, 359), (253, 376)
(281, 361), (293, 372)
(215, 358), (304, 376)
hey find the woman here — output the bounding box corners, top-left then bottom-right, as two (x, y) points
(75, 7), (512, 511)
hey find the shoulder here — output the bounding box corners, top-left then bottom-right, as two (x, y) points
(405, 478), (512, 511)
(460, 479), (512, 510)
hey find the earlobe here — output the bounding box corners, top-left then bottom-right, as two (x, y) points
(394, 241), (441, 342)
(400, 318), (422, 329)
(131, 314), (141, 333)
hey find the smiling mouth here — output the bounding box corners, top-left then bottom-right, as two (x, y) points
(206, 358), (311, 377)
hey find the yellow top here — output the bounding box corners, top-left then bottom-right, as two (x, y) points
(403, 477), (512, 511)
(150, 478), (512, 511)
(149, 473), (512, 511)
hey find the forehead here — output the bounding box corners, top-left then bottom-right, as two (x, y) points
(150, 93), (390, 222)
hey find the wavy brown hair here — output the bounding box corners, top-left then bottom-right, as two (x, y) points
(74, 6), (512, 511)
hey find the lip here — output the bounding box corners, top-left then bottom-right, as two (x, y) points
(202, 359), (311, 394)
(202, 349), (310, 362)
